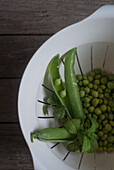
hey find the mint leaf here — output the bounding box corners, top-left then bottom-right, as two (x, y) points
(77, 132), (84, 145)
(47, 98), (56, 105)
(43, 105), (49, 115)
(82, 135), (91, 153)
(67, 140), (81, 152)
(64, 120), (78, 134)
(85, 118), (98, 138)
(89, 138), (98, 153)
(53, 107), (65, 119)
(72, 119), (81, 131)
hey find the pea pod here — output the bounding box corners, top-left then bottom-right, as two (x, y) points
(31, 128), (75, 142)
(64, 48), (84, 120)
(49, 54), (73, 118)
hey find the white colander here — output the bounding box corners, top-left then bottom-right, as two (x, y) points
(18, 5), (114, 170)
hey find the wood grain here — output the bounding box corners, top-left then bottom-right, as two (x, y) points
(0, 79), (20, 122)
(0, 0), (114, 34)
(0, 124), (33, 170)
(0, 35), (50, 77)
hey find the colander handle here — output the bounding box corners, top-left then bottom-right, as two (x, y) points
(87, 5), (114, 20)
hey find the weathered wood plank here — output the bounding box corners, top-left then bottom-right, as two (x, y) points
(0, 0), (114, 34)
(0, 35), (49, 77)
(0, 133), (33, 169)
(0, 79), (20, 122)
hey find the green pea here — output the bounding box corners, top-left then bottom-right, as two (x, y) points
(100, 105), (107, 112)
(88, 75), (93, 82)
(90, 71), (95, 77)
(103, 120), (108, 125)
(99, 99), (103, 104)
(88, 95), (93, 100)
(80, 91), (85, 98)
(104, 113), (108, 118)
(102, 134), (108, 140)
(112, 128), (114, 134)
(83, 80), (89, 86)
(83, 97), (90, 103)
(95, 74), (101, 79)
(94, 79), (100, 85)
(93, 114), (98, 120)
(107, 82), (114, 89)
(88, 106), (94, 112)
(98, 88), (103, 93)
(83, 108), (88, 114)
(87, 113), (92, 119)
(76, 75), (83, 80)
(93, 84), (98, 90)
(105, 93), (110, 98)
(101, 71), (106, 76)
(108, 114), (113, 120)
(92, 91), (99, 98)
(92, 98), (99, 107)
(60, 90), (66, 98)
(99, 94), (104, 98)
(95, 108), (102, 115)
(108, 136), (114, 143)
(94, 69), (102, 74)
(98, 131), (104, 137)
(83, 75), (87, 80)
(100, 85), (106, 89)
(104, 140), (108, 146)
(100, 114), (105, 120)
(103, 147), (108, 152)
(104, 99), (108, 105)
(84, 87), (90, 93)
(109, 74), (114, 81)
(105, 124), (112, 131)
(109, 101), (114, 108)
(101, 77), (108, 84)
(84, 103), (90, 108)
(107, 106), (111, 112)
(99, 124), (102, 130)
(110, 121), (114, 127)
(108, 147), (113, 152)
(79, 81), (83, 86)
(105, 88), (111, 93)
(54, 78), (61, 86)
(88, 83), (93, 88)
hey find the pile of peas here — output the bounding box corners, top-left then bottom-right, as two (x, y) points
(76, 69), (114, 152)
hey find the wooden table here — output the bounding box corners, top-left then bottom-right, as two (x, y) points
(0, 1), (114, 169)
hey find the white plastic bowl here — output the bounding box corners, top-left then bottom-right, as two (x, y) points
(18, 5), (114, 170)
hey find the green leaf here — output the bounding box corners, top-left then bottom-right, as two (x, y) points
(43, 105), (49, 115)
(47, 98), (56, 105)
(89, 138), (98, 153)
(64, 120), (78, 134)
(53, 93), (61, 105)
(53, 107), (66, 119)
(85, 118), (98, 138)
(82, 135), (91, 153)
(67, 140), (81, 152)
(72, 119), (81, 131)
(77, 131), (84, 145)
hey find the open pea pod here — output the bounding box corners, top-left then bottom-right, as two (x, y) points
(31, 128), (75, 142)
(49, 54), (73, 118)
